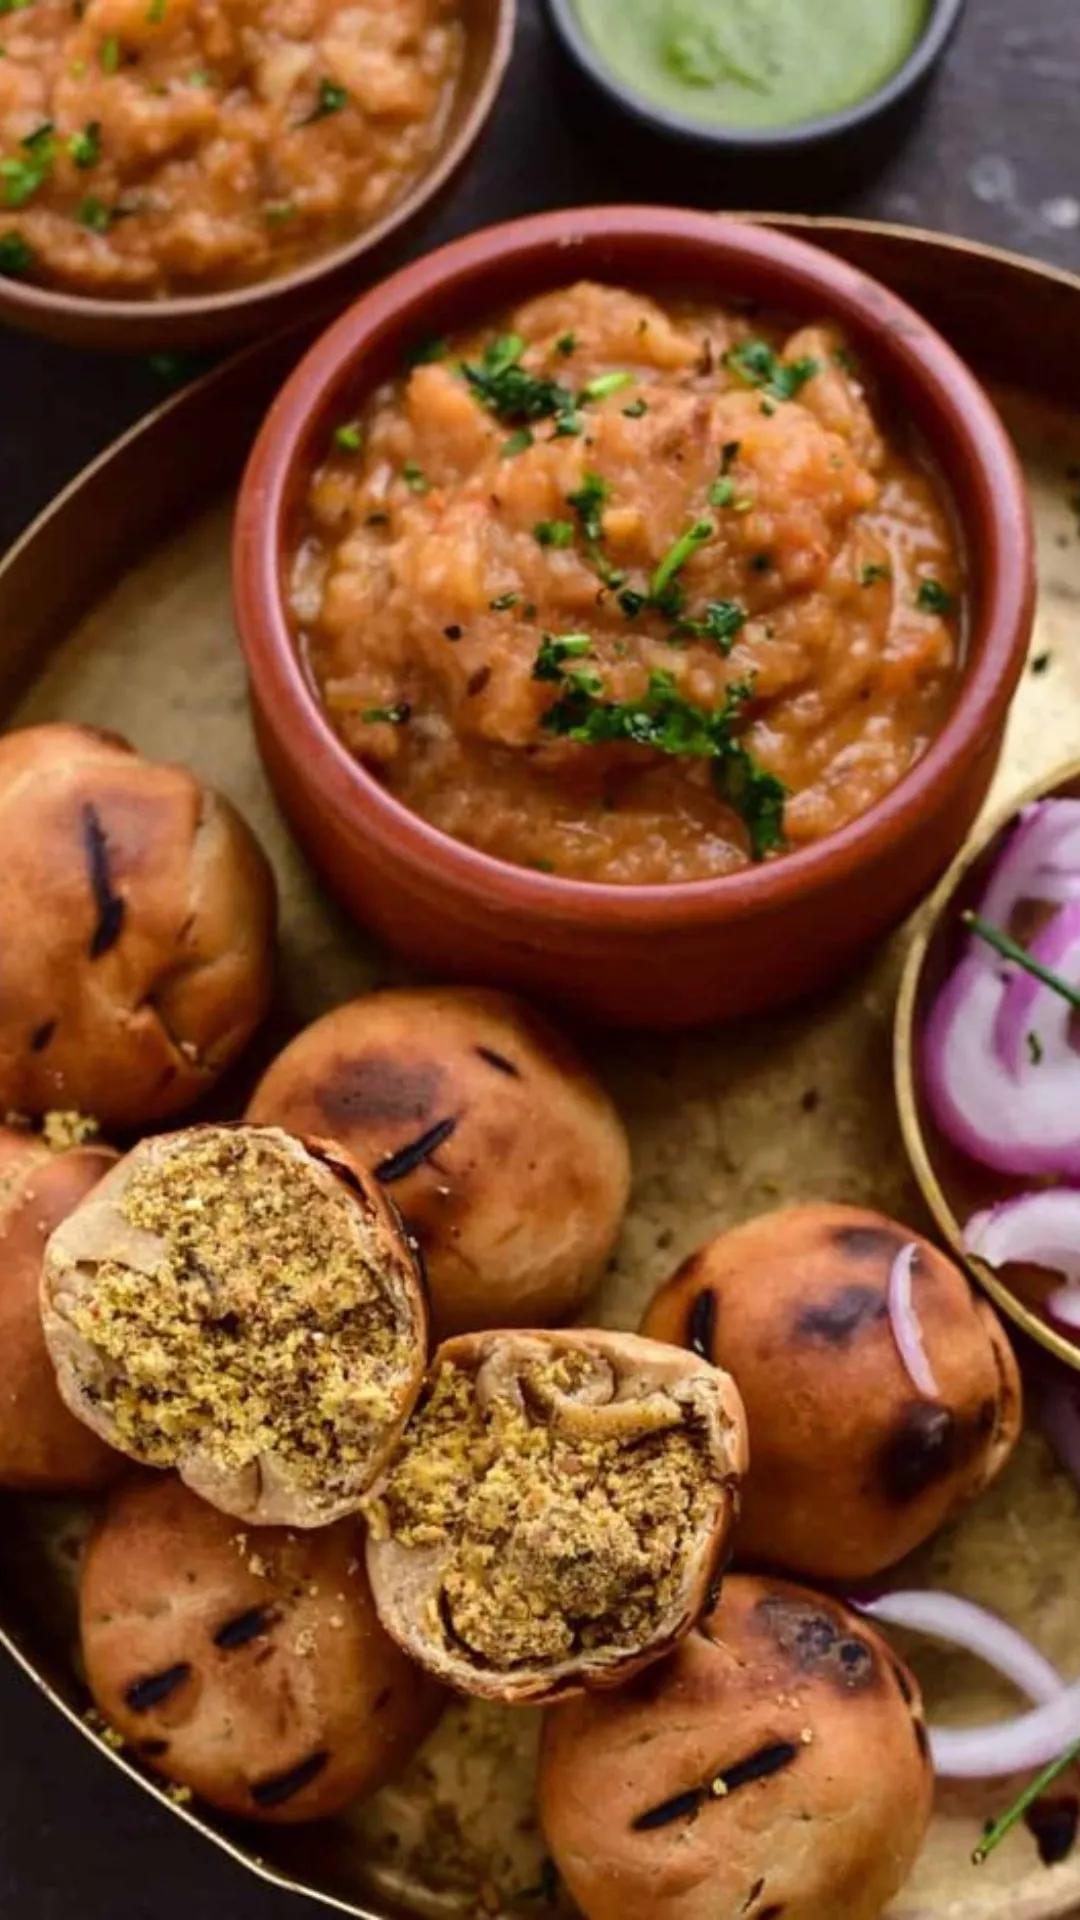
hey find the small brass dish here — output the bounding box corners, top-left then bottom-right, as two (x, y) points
(895, 755), (1080, 1372)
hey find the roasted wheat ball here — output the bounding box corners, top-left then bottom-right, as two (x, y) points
(247, 987), (631, 1337)
(539, 1573), (933, 1920)
(0, 1125), (122, 1493)
(42, 1124), (428, 1528)
(364, 1328), (747, 1704)
(641, 1203), (1022, 1582)
(81, 1475), (444, 1824)
(0, 723), (277, 1127)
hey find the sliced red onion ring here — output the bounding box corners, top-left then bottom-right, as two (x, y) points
(929, 1686), (1080, 1779)
(975, 800), (1080, 953)
(855, 1592), (1064, 1708)
(886, 1245), (940, 1398)
(966, 1190), (1080, 1325)
(994, 901), (1080, 1076)
(923, 951), (1080, 1175)
(853, 1591), (1071, 1778)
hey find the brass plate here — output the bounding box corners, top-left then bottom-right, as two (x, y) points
(4, 220), (1080, 1920)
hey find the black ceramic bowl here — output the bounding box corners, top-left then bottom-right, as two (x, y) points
(543, 0), (966, 162)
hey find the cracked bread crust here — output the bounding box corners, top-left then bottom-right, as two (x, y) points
(365, 1329), (748, 1704)
(0, 722), (277, 1127)
(41, 1124), (428, 1526)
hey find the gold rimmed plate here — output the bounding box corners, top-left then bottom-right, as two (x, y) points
(896, 760), (1080, 1373)
(5, 218), (1080, 1920)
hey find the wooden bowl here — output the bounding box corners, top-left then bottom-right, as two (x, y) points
(233, 206), (1036, 1030)
(895, 756), (1080, 1372)
(0, 0), (515, 354)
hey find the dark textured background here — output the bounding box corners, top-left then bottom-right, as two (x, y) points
(1, 0), (1078, 1911)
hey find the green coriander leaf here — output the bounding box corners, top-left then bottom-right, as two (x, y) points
(580, 370), (634, 402)
(709, 477), (736, 509)
(916, 578), (956, 615)
(489, 592), (519, 611)
(264, 199), (297, 226)
(618, 587), (648, 619)
(501, 427), (534, 458)
(0, 230), (31, 275)
(860, 563), (892, 586)
(333, 421), (363, 453)
(680, 600), (747, 655)
(362, 704), (411, 725)
(300, 78), (349, 124)
(77, 194), (112, 231)
(726, 339), (819, 404)
(555, 332), (576, 356)
(67, 121), (101, 168)
(0, 0), (34, 13)
(532, 633), (592, 682)
(146, 0), (166, 20)
(651, 518), (714, 602)
(566, 471), (610, 544)
(405, 335), (448, 368)
(100, 33), (121, 71)
(1, 120), (54, 206)
(402, 461), (430, 495)
(552, 413), (584, 437)
(461, 333), (576, 426)
(622, 398), (648, 418)
(534, 520), (575, 549)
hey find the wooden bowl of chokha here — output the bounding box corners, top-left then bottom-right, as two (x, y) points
(233, 206), (1034, 1029)
(0, 0), (514, 352)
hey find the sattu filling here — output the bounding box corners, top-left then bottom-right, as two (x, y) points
(369, 1353), (719, 1669)
(66, 1130), (413, 1492)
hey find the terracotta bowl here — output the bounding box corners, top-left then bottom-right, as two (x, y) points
(233, 207), (1036, 1030)
(0, 0), (514, 354)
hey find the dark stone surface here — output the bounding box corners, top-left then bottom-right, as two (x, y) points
(0, 0), (1078, 1910)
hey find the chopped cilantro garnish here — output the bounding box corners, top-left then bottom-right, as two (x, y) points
(567, 471), (624, 586)
(100, 33), (121, 71)
(402, 461), (430, 494)
(833, 346), (857, 375)
(264, 200), (297, 226)
(555, 332), (576, 356)
(579, 370), (634, 402)
(0, 230), (31, 275)
(490, 592), (519, 611)
(501, 427), (534, 458)
(462, 333), (576, 427)
(651, 518), (714, 604)
(0, 0), (34, 12)
(532, 633), (593, 682)
(186, 68), (210, 85)
(679, 600), (748, 655)
(405, 335), (448, 368)
(146, 0), (166, 19)
(622, 398), (648, 418)
(67, 121), (101, 168)
(916, 578), (955, 614)
(709, 477), (736, 508)
(617, 587), (648, 619)
(726, 339), (819, 404)
(300, 78), (349, 124)
(1, 121), (54, 207)
(538, 662), (785, 859)
(77, 194), (112, 231)
(552, 413), (584, 437)
(333, 421), (362, 453)
(362, 704), (410, 725)
(534, 520), (575, 549)
(860, 563), (892, 586)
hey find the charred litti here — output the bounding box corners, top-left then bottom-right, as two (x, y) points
(642, 1203), (1021, 1581)
(539, 1573), (933, 1920)
(247, 987), (631, 1337)
(42, 1125), (428, 1527)
(0, 1125), (122, 1492)
(365, 1328), (747, 1703)
(0, 723), (276, 1126)
(81, 1475), (444, 1824)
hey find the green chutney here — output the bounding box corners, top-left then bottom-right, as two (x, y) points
(572, 0), (931, 130)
